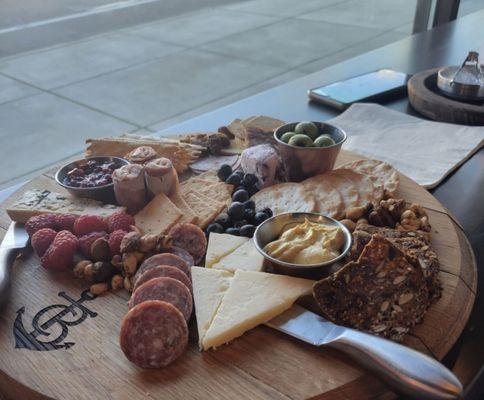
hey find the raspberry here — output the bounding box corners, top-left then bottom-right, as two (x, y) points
(106, 211), (135, 233)
(73, 215), (107, 236)
(42, 230), (78, 271)
(25, 214), (57, 237)
(31, 228), (57, 257)
(55, 214), (78, 232)
(78, 231), (106, 258)
(108, 230), (127, 256)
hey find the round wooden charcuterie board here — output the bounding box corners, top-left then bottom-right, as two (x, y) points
(0, 150), (477, 400)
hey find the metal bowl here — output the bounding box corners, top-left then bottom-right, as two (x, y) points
(55, 156), (129, 203)
(253, 212), (352, 274)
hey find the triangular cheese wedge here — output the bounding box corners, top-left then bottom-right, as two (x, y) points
(202, 270), (314, 350)
(205, 233), (248, 268)
(191, 267), (233, 349)
(211, 239), (264, 272)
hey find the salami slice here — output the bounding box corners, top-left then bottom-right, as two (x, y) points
(128, 277), (193, 320)
(120, 300), (188, 368)
(136, 253), (190, 281)
(133, 265), (192, 294)
(157, 246), (195, 267)
(168, 223), (207, 264)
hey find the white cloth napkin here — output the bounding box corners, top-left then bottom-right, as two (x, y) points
(329, 103), (484, 188)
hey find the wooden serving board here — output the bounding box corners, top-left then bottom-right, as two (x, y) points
(0, 151), (477, 400)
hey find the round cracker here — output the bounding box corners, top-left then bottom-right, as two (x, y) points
(251, 183), (316, 215)
(334, 169), (383, 206)
(339, 159), (399, 196)
(301, 176), (344, 219)
(322, 170), (360, 210)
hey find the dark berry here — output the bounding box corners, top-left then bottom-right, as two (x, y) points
(244, 208), (255, 221)
(217, 164), (233, 181)
(240, 224), (256, 238)
(261, 207), (273, 218)
(233, 219), (248, 229)
(234, 170), (244, 178)
(226, 173), (241, 186)
(247, 186), (259, 196)
(244, 200), (255, 210)
(242, 173), (257, 187)
(254, 212), (269, 225)
(225, 227), (240, 236)
(206, 223), (224, 234)
(214, 212), (230, 228)
(232, 189), (249, 202)
(228, 202), (245, 220)
(234, 186), (245, 193)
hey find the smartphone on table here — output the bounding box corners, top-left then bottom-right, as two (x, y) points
(308, 69), (411, 110)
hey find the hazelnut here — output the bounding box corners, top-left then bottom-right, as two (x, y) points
(90, 282), (108, 295)
(91, 237), (111, 261)
(340, 219), (356, 232)
(120, 231), (141, 253)
(139, 234), (158, 253)
(124, 276), (133, 292)
(111, 254), (123, 270)
(111, 274), (124, 291)
(122, 252), (138, 275)
(73, 260), (91, 279)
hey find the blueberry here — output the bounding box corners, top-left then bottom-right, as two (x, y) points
(243, 200), (255, 210)
(225, 227), (240, 236)
(234, 185), (245, 193)
(226, 173), (241, 186)
(242, 173), (257, 187)
(217, 164), (233, 181)
(247, 186), (259, 197)
(228, 202), (245, 220)
(240, 224), (256, 238)
(232, 189), (249, 202)
(254, 212), (269, 225)
(261, 207), (273, 218)
(214, 212), (230, 228)
(234, 170), (245, 178)
(206, 223), (224, 234)
(233, 219), (248, 228)
(244, 208), (255, 222)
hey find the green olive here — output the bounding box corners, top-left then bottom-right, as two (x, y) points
(313, 134), (336, 147)
(294, 121), (319, 140)
(280, 131), (296, 143)
(288, 134), (314, 147)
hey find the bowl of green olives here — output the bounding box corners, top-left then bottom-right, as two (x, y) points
(275, 121), (346, 182)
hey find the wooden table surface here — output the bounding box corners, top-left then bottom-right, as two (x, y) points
(156, 9), (484, 393)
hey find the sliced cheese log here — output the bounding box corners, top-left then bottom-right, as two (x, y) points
(211, 239), (264, 272)
(202, 270), (314, 350)
(205, 233), (248, 268)
(134, 193), (182, 235)
(191, 267), (233, 349)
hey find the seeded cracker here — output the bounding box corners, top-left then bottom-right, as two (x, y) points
(313, 235), (429, 341)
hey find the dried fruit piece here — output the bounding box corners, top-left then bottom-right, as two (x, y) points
(31, 228), (57, 257)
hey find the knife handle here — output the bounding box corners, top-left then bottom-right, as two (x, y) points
(0, 247), (18, 307)
(328, 329), (462, 400)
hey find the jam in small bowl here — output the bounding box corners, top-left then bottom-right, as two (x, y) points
(55, 156), (128, 202)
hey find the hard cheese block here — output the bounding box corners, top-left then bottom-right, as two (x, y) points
(205, 233), (248, 268)
(211, 239), (264, 272)
(134, 193), (182, 235)
(202, 270), (314, 350)
(191, 267), (233, 348)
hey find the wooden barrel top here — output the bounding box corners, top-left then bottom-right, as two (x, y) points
(0, 150), (477, 400)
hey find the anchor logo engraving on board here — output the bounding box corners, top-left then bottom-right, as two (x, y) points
(13, 290), (97, 351)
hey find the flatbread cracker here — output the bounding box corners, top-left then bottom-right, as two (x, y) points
(301, 176), (345, 219)
(181, 179), (232, 206)
(339, 159), (399, 196)
(183, 190), (226, 229)
(316, 171), (360, 210)
(170, 192), (197, 224)
(333, 169), (382, 207)
(251, 183), (316, 215)
(135, 193), (182, 235)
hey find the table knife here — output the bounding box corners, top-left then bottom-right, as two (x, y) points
(266, 304), (462, 400)
(0, 222), (29, 306)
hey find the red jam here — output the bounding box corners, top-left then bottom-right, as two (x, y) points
(63, 159), (122, 188)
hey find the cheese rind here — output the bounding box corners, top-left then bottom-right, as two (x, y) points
(205, 233), (248, 268)
(211, 239), (264, 272)
(202, 270), (314, 350)
(191, 267), (233, 349)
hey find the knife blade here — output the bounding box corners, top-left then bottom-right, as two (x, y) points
(266, 305), (462, 400)
(0, 222), (29, 306)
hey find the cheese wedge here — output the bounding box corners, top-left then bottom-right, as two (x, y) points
(191, 267), (233, 349)
(205, 233), (248, 268)
(202, 270), (314, 350)
(211, 239), (264, 272)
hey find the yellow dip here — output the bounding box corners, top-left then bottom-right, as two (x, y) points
(264, 218), (345, 265)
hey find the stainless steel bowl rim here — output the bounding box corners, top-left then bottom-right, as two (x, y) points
(253, 212), (353, 270)
(274, 121), (347, 151)
(54, 156), (129, 191)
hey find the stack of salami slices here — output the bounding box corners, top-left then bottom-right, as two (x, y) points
(119, 223), (206, 368)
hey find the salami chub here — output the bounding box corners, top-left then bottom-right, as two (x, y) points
(128, 277), (193, 321)
(133, 265), (192, 294)
(168, 223), (207, 264)
(120, 300), (188, 368)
